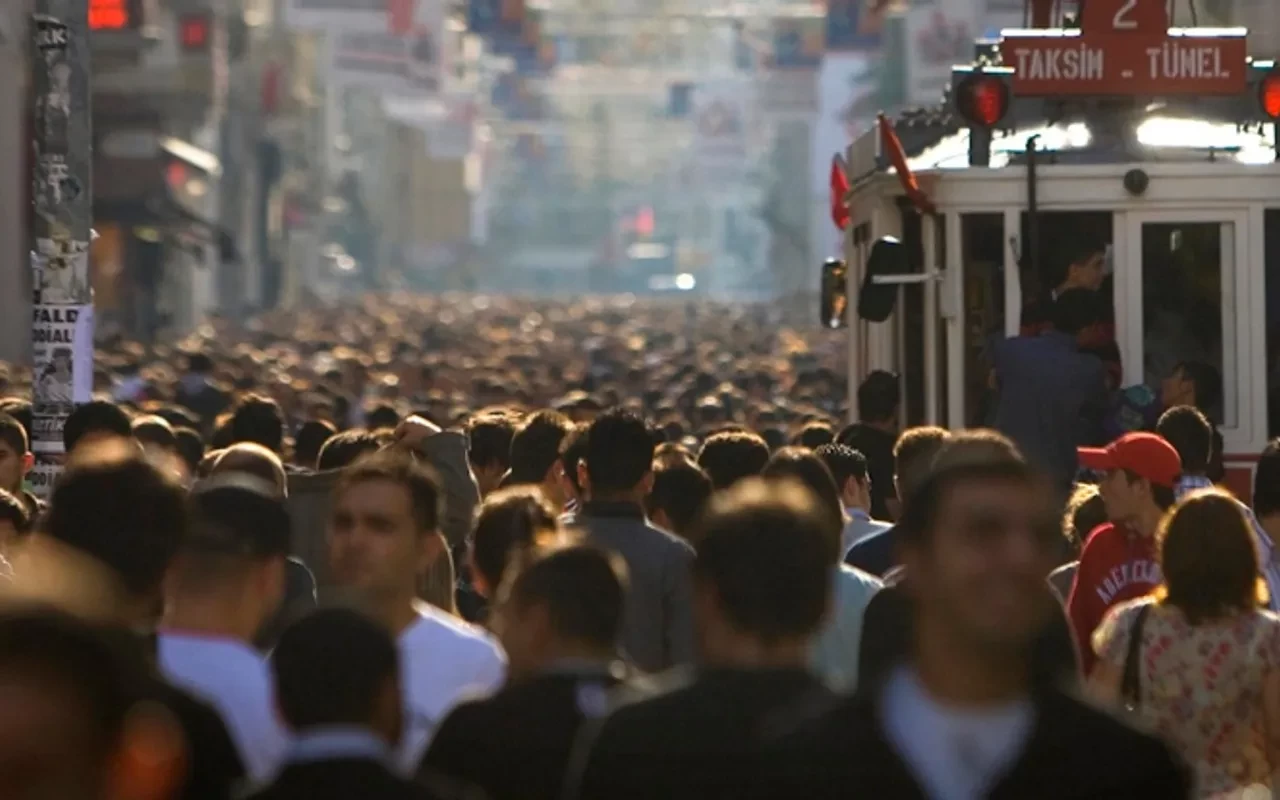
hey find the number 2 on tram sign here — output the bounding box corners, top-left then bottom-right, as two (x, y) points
(1002, 0), (1249, 97)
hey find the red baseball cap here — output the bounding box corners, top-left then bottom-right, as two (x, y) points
(1078, 433), (1182, 488)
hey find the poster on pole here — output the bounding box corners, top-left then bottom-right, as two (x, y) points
(30, 303), (93, 455)
(692, 80), (752, 185)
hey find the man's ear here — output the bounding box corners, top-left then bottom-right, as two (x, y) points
(20, 452), (33, 477)
(105, 703), (186, 800)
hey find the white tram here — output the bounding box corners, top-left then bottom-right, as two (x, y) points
(821, 0), (1280, 496)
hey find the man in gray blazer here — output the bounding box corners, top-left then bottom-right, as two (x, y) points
(564, 409), (695, 673)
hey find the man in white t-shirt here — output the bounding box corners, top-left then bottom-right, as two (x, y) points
(328, 429), (505, 774)
(158, 475), (293, 786)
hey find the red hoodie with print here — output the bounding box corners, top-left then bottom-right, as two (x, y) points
(1066, 522), (1161, 675)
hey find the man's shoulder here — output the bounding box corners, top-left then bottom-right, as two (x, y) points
(845, 525), (895, 570)
(835, 564), (884, 597)
(405, 604), (504, 661)
(1034, 689), (1187, 780)
(1079, 521), (1120, 550)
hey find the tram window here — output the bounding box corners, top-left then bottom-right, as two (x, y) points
(961, 213), (1005, 426)
(1266, 211), (1280, 437)
(1140, 222), (1232, 427)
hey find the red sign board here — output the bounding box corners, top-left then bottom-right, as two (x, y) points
(1003, 33), (1249, 96)
(1002, 0), (1248, 97)
(89, 0), (132, 31)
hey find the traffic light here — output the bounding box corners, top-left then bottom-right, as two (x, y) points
(1261, 68), (1280, 120)
(179, 13), (211, 52)
(955, 72), (1011, 129)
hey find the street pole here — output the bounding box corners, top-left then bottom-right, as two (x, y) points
(28, 0), (93, 498)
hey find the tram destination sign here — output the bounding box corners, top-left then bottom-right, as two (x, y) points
(1002, 32), (1249, 96)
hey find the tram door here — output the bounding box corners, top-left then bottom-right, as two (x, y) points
(1120, 211), (1255, 489)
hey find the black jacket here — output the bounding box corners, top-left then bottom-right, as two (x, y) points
(421, 663), (638, 800)
(243, 758), (448, 800)
(857, 580), (1080, 694)
(568, 667), (835, 800)
(767, 685), (1190, 799)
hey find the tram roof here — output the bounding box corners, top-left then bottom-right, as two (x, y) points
(901, 118), (1278, 173)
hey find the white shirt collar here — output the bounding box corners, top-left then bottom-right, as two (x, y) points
(286, 727), (392, 766)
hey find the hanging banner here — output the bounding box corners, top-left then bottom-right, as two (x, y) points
(904, 0), (979, 106)
(286, 0), (389, 33)
(826, 0), (884, 52)
(30, 303), (93, 456)
(691, 80), (752, 184)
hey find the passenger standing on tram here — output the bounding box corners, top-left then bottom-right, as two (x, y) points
(992, 290), (1109, 496)
(836, 370), (900, 521)
(1161, 361), (1225, 483)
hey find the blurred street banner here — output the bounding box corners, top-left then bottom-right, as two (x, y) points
(905, 0), (979, 106)
(329, 27), (441, 94)
(1002, 0), (1248, 96)
(427, 94), (477, 159)
(811, 53), (874, 259)
(30, 0), (95, 496)
(286, 0), (391, 33)
(826, 0), (884, 52)
(692, 80), (752, 184)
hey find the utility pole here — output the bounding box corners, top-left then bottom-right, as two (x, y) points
(28, 0), (93, 498)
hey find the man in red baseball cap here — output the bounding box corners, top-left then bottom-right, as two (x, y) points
(1068, 433), (1181, 674)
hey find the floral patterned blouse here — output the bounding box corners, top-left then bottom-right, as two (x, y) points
(1094, 598), (1280, 797)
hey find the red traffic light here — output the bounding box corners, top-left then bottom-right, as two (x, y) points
(1261, 70), (1280, 120)
(956, 74), (1010, 129)
(180, 14), (210, 50)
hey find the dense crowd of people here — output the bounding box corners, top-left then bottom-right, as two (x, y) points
(0, 294), (1275, 799)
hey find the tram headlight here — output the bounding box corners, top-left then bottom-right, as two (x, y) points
(1261, 69), (1280, 120)
(955, 74), (1011, 129)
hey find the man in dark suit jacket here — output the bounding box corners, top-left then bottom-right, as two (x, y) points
(845, 426), (949, 577)
(566, 479), (839, 800)
(421, 545), (650, 800)
(768, 432), (1188, 799)
(246, 608), (463, 800)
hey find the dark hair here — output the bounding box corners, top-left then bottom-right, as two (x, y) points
(468, 414), (517, 472)
(792, 422), (835, 450)
(366, 405), (400, 432)
(63, 401), (132, 453)
(294, 420), (336, 470)
(187, 481), (292, 558)
(697, 431), (770, 491)
(0, 399), (33, 448)
(230, 395), (285, 454)
(1156, 405), (1213, 476)
(471, 487), (559, 592)
(690, 478), (836, 641)
(1121, 469), (1177, 512)
(893, 426), (951, 510)
(212, 443), (287, 499)
(210, 414), (236, 450)
(502, 545), (627, 650)
(0, 488), (31, 534)
(187, 352), (215, 374)
(0, 412), (29, 456)
(1158, 489), (1264, 624)
(857, 371), (900, 423)
(1049, 238), (1105, 287)
(761, 447), (845, 549)
(272, 607), (399, 729)
(317, 429), (380, 472)
(45, 452), (188, 597)
(132, 415), (177, 452)
(647, 460), (713, 539)
(0, 608), (150, 756)
(155, 406), (201, 432)
(510, 410), (573, 484)
(337, 451), (441, 532)
(898, 431), (1035, 545)
(1254, 439), (1280, 518)
(173, 427), (206, 475)
(584, 409), (654, 495)
(1173, 360), (1223, 414)
(814, 443), (869, 490)
(559, 424), (590, 496)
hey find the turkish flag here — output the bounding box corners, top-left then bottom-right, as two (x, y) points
(878, 113), (935, 214)
(389, 0), (415, 35)
(830, 157), (850, 231)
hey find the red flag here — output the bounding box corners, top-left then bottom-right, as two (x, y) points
(389, 0), (415, 35)
(830, 156), (850, 231)
(878, 114), (935, 214)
